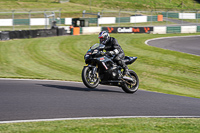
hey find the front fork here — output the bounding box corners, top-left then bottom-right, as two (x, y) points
(92, 67), (97, 75)
(86, 64), (98, 79)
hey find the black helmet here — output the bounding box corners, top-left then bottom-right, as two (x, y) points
(98, 31), (110, 44)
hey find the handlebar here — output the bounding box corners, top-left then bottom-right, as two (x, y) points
(101, 51), (115, 59)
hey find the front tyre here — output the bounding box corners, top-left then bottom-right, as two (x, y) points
(121, 70), (139, 93)
(82, 66), (100, 89)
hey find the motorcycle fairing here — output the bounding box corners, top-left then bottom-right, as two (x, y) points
(123, 56), (137, 65)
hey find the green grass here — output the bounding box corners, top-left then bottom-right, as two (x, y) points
(0, 0), (200, 18)
(5, 0), (198, 10)
(70, 0), (200, 10)
(0, 118), (200, 133)
(0, 33), (200, 98)
(0, 0), (200, 131)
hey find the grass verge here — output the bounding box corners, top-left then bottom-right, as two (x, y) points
(0, 118), (200, 133)
(0, 33), (200, 98)
(0, 33), (199, 132)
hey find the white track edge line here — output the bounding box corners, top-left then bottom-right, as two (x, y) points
(0, 78), (82, 83)
(145, 35), (200, 45)
(1, 116), (200, 124)
(145, 35), (200, 56)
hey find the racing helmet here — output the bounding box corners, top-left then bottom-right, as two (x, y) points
(98, 31), (110, 44)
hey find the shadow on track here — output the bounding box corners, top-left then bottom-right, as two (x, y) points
(37, 84), (123, 93)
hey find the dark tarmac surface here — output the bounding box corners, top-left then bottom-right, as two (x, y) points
(0, 79), (200, 122)
(146, 35), (200, 56)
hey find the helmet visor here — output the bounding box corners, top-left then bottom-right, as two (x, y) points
(100, 38), (106, 43)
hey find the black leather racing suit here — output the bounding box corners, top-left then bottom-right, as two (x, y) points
(103, 37), (128, 71)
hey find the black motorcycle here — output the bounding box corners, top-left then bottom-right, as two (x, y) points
(82, 43), (139, 93)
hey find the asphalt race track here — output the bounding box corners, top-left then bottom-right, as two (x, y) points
(0, 35), (200, 123)
(146, 35), (200, 56)
(0, 79), (200, 122)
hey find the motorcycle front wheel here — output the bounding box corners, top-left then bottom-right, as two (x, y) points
(82, 66), (100, 89)
(121, 70), (139, 93)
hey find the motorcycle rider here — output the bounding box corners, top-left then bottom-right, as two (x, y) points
(98, 31), (129, 76)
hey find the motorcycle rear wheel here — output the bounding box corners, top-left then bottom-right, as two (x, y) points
(82, 66), (100, 89)
(121, 70), (139, 93)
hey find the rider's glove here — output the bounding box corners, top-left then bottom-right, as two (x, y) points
(100, 51), (104, 55)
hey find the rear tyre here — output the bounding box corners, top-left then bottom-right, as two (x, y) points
(121, 70), (139, 93)
(82, 66), (99, 88)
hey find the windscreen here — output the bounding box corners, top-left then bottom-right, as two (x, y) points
(90, 43), (100, 50)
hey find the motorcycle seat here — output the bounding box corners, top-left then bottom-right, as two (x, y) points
(123, 56), (137, 65)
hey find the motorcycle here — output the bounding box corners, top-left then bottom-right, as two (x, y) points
(82, 43), (139, 93)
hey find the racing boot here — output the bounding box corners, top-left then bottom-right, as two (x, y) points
(123, 67), (129, 77)
(122, 67), (134, 82)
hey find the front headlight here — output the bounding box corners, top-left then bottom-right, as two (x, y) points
(84, 54), (90, 60)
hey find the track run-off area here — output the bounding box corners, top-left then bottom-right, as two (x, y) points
(0, 35), (200, 123)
